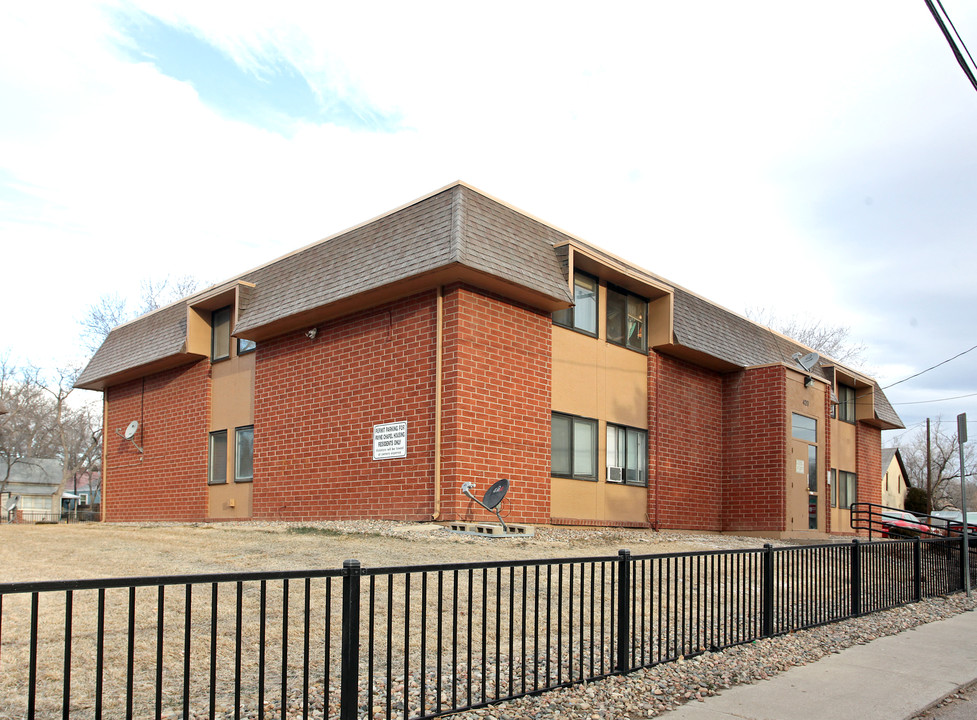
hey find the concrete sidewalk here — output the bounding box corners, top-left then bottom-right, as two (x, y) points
(661, 609), (977, 720)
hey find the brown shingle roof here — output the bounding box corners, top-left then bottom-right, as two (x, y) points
(74, 180), (904, 431)
(77, 183), (573, 389)
(76, 302), (189, 389)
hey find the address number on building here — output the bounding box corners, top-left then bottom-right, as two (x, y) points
(373, 421), (408, 460)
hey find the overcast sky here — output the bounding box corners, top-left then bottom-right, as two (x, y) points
(1, 1), (975, 445)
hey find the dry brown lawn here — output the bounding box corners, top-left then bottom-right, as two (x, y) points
(0, 522), (768, 719)
(0, 520), (763, 584)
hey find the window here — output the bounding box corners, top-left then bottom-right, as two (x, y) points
(837, 384), (856, 423)
(553, 273), (598, 336)
(791, 413), (817, 443)
(551, 413), (597, 480)
(837, 470), (857, 509)
(235, 425), (254, 482)
(606, 424), (648, 486)
(606, 287), (648, 352)
(212, 306), (231, 361)
(237, 338), (257, 355)
(209, 430), (227, 484)
(830, 469), (837, 508)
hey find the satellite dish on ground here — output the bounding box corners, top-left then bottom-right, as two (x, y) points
(794, 352), (820, 372)
(461, 478), (512, 533)
(482, 478), (510, 510)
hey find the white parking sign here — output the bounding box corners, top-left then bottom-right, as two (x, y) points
(373, 421), (407, 460)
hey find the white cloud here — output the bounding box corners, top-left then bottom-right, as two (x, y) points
(1, 0), (976, 431)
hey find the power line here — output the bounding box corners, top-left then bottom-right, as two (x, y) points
(924, 0), (977, 93)
(882, 343), (977, 390)
(892, 391), (977, 406)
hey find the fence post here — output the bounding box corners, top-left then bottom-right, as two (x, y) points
(761, 544), (774, 637)
(850, 539), (862, 617)
(340, 559), (362, 720)
(615, 549), (631, 673)
(961, 533), (969, 593)
(913, 537), (923, 603)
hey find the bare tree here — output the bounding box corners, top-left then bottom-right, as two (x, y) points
(138, 274), (201, 314)
(745, 307), (867, 367)
(78, 293), (129, 355)
(897, 417), (977, 510)
(0, 357), (101, 501)
(80, 275), (205, 354)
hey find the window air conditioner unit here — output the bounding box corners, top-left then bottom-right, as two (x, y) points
(607, 466), (623, 482)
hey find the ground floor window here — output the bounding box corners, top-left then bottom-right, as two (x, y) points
(209, 430), (227, 484)
(235, 425), (254, 482)
(833, 470), (857, 509)
(606, 424), (647, 486)
(552, 413), (597, 480)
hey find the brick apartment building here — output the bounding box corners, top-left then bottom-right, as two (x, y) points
(76, 182), (903, 538)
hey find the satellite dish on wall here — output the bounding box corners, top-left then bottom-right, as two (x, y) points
(116, 420), (144, 453)
(794, 352), (820, 372)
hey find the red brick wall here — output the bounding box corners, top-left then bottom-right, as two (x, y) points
(252, 293), (438, 521)
(649, 355), (724, 531)
(438, 285), (551, 525)
(721, 365), (788, 533)
(103, 363), (211, 521)
(856, 422), (883, 507)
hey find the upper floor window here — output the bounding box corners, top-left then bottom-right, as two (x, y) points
(837, 384), (856, 424)
(553, 273), (598, 336)
(606, 286), (647, 353)
(237, 338), (257, 355)
(606, 423), (647, 486)
(212, 306), (231, 362)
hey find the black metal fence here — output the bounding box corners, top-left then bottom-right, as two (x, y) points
(1, 510), (101, 524)
(0, 536), (973, 720)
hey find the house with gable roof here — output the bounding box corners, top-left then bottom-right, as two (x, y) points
(76, 182), (903, 537)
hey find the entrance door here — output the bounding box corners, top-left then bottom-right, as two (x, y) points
(789, 413), (820, 532)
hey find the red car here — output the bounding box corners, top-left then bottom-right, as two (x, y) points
(880, 510), (932, 538)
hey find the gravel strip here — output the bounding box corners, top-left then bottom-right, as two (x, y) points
(449, 595), (976, 720)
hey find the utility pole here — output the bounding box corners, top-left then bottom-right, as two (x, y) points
(927, 418), (933, 511)
(958, 413), (970, 598)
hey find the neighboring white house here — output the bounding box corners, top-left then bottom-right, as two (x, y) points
(1, 458), (64, 522)
(881, 448), (909, 510)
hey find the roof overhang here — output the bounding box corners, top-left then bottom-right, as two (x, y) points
(235, 262), (572, 342)
(74, 352), (206, 392)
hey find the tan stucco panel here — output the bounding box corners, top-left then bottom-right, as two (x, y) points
(832, 421), (857, 470)
(211, 352), (255, 431)
(210, 346), (256, 519)
(552, 328), (601, 418)
(207, 482), (253, 518)
(551, 477), (647, 523)
(551, 328), (647, 428)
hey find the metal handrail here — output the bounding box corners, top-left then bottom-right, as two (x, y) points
(850, 502), (946, 539)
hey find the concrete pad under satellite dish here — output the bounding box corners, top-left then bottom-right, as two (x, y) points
(794, 352), (820, 372)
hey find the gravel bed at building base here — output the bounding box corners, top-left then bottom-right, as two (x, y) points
(450, 595), (976, 720)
